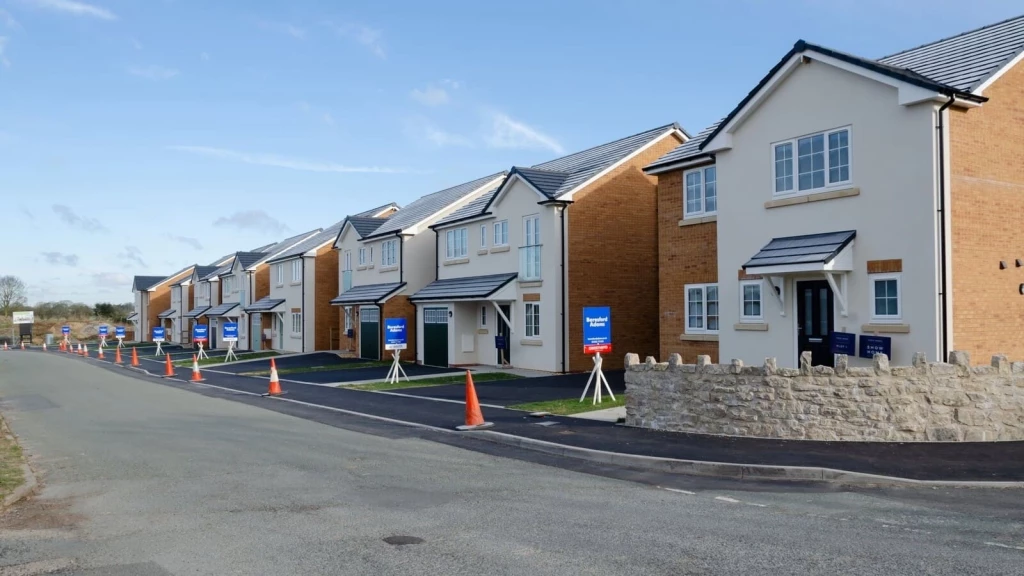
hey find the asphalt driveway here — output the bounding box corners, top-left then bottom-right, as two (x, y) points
(397, 370), (626, 407)
(211, 351), (354, 373)
(285, 362), (459, 384)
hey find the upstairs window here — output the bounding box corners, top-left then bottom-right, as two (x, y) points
(494, 220), (509, 246)
(446, 228), (468, 259)
(291, 260), (301, 283)
(275, 264), (284, 286)
(358, 248), (366, 266)
(381, 239), (397, 267)
(683, 165), (717, 218)
(773, 127), (850, 195)
(480, 225), (487, 249)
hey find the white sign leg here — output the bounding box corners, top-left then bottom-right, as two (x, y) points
(385, 350), (408, 384)
(580, 352), (616, 405)
(155, 341), (163, 356)
(197, 342), (209, 360)
(225, 341), (237, 362)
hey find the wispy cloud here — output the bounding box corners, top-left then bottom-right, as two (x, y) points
(128, 65), (179, 80)
(18, 205), (33, 220)
(326, 21), (385, 58)
(411, 85), (450, 107)
(424, 124), (473, 148)
(168, 145), (405, 174)
(40, 251), (79, 266)
(0, 37), (9, 68)
(20, 0), (117, 20)
(213, 210), (288, 234)
(485, 113), (564, 155)
(260, 21), (306, 39)
(52, 204), (108, 233)
(117, 245), (146, 268)
(164, 234), (203, 250)
(91, 271), (130, 285)
(131, 37), (143, 50)
(0, 9), (19, 28)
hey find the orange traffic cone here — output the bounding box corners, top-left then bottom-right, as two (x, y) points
(114, 346), (123, 365)
(162, 354), (175, 377)
(456, 371), (493, 431)
(97, 345), (104, 359)
(42, 343), (47, 352)
(20, 341), (25, 350)
(190, 355), (204, 382)
(83, 344), (89, 357)
(131, 347), (140, 367)
(262, 358), (285, 396)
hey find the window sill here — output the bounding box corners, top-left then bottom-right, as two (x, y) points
(289, 282), (301, 286)
(444, 258), (470, 266)
(518, 280), (542, 288)
(290, 334), (301, 339)
(861, 323), (910, 334)
(679, 214), (717, 227)
(765, 187), (859, 209)
(734, 322), (768, 331)
(520, 338), (543, 346)
(477, 249), (489, 256)
(490, 245), (511, 254)
(477, 328), (489, 335)
(357, 265), (367, 271)
(679, 333), (719, 342)
(379, 265), (398, 272)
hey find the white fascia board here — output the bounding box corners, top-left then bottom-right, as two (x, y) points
(491, 173), (548, 210)
(434, 213), (494, 232)
(974, 49), (1024, 96)
(644, 156), (716, 175)
(559, 127), (687, 201)
(405, 175), (507, 236)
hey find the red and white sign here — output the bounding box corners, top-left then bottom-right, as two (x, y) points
(583, 343), (612, 355)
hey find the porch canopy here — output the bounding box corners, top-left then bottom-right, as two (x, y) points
(330, 282), (405, 306)
(157, 308), (177, 319)
(410, 273), (517, 302)
(126, 312), (139, 322)
(205, 302), (241, 318)
(183, 306), (210, 319)
(243, 297), (286, 314)
(742, 230), (856, 317)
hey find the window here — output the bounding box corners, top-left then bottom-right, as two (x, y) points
(358, 248), (366, 266)
(446, 227), (468, 259)
(291, 312), (302, 335)
(524, 215), (540, 246)
(480, 306), (487, 328)
(685, 283), (719, 334)
(381, 239), (397, 267)
(773, 127), (850, 195)
(275, 264), (284, 286)
(494, 220), (508, 246)
(740, 280), (763, 322)
(344, 307), (352, 331)
(871, 274), (901, 320)
(480, 225), (487, 249)
(344, 251), (352, 271)
(525, 302), (541, 338)
(291, 260), (301, 283)
(683, 165), (717, 217)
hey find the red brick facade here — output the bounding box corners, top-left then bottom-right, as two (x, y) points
(313, 245), (340, 351)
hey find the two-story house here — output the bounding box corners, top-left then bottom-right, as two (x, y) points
(168, 272), (197, 344)
(413, 124), (686, 372)
(332, 175), (505, 361)
(661, 15), (1024, 367)
(130, 265), (194, 343)
(181, 256), (233, 346)
(201, 251), (269, 350)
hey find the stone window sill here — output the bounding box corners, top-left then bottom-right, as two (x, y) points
(289, 282), (301, 286)
(861, 323), (910, 334)
(680, 333), (719, 342)
(477, 249), (489, 256)
(356, 265), (368, 271)
(764, 187), (860, 209)
(490, 245), (511, 254)
(290, 333), (301, 339)
(518, 280), (542, 288)
(477, 328), (489, 335)
(444, 258), (470, 266)
(734, 322), (768, 331)
(379, 265), (398, 273)
(679, 215), (717, 227)
(520, 338), (543, 346)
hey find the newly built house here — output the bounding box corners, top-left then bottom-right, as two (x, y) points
(130, 265), (194, 342)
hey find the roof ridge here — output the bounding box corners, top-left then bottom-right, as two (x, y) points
(533, 123), (680, 171)
(878, 13), (1024, 60)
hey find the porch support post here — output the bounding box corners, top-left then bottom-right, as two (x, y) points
(490, 301), (514, 334)
(824, 272), (848, 317)
(766, 276), (785, 316)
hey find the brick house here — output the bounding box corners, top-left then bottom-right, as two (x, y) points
(416, 124), (686, 372)
(332, 177), (504, 361)
(130, 265), (194, 343)
(653, 15), (1024, 367)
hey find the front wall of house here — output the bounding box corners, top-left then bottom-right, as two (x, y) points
(716, 60), (940, 367)
(950, 60), (1024, 362)
(270, 260), (305, 353)
(170, 286), (183, 343)
(314, 246), (340, 351)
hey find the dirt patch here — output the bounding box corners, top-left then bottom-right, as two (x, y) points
(0, 420), (26, 503)
(0, 497), (83, 532)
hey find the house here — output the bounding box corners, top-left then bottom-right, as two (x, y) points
(331, 176), (505, 361)
(130, 266), (195, 343)
(654, 14), (1024, 367)
(412, 124), (686, 372)
(203, 251), (269, 350)
(181, 256), (233, 346)
(168, 271), (197, 344)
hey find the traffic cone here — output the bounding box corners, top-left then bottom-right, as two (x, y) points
(42, 343), (47, 352)
(114, 346), (123, 365)
(97, 345), (104, 359)
(2, 343), (7, 351)
(131, 347), (140, 368)
(162, 354), (174, 377)
(190, 355), (204, 382)
(83, 344), (89, 357)
(262, 358), (285, 396)
(20, 341), (25, 350)
(456, 371), (493, 431)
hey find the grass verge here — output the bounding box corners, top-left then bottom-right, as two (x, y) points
(508, 395), (626, 415)
(0, 418), (26, 503)
(349, 371), (522, 391)
(173, 351), (279, 367)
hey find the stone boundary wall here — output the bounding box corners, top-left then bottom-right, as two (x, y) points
(623, 351), (1024, 442)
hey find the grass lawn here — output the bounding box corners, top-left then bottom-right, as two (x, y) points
(0, 419), (26, 502)
(508, 395), (626, 415)
(173, 351), (279, 367)
(349, 371), (522, 391)
(238, 361), (390, 377)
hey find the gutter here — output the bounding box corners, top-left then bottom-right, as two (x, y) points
(434, 229), (440, 281)
(397, 232), (404, 284)
(559, 202), (569, 374)
(936, 95), (955, 362)
(301, 257), (306, 352)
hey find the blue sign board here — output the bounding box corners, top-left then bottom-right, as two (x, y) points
(152, 327), (166, 342)
(222, 322), (239, 342)
(98, 325), (108, 336)
(193, 324), (209, 343)
(582, 306), (612, 354)
(61, 325), (70, 335)
(384, 318), (407, 350)
(495, 335), (507, 349)
(859, 335), (892, 359)
(115, 326), (126, 339)
(830, 331), (856, 355)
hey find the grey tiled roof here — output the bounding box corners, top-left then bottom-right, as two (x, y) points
(645, 120), (723, 172)
(410, 273), (518, 301)
(348, 216), (389, 238)
(354, 202), (399, 218)
(267, 220), (346, 263)
(432, 187), (501, 228)
(243, 297), (286, 313)
(157, 308), (177, 319)
(365, 173), (507, 239)
(510, 167), (571, 198)
(193, 266), (219, 282)
(250, 242), (277, 252)
(234, 251), (268, 269)
(330, 282), (406, 305)
(744, 230), (856, 270)
(133, 275), (166, 291)
(878, 14), (1024, 92)
(201, 265), (230, 281)
(205, 302), (241, 317)
(248, 229), (321, 268)
(208, 253), (235, 266)
(183, 306), (210, 318)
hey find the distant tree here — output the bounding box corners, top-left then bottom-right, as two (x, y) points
(94, 302), (116, 318)
(69, 303), (92, 320)
(0, 275), (27, 318)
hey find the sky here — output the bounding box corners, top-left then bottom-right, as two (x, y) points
(1, 0), (1020, 305)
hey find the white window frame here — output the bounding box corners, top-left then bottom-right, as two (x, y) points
(480, 225), (487, 249)
(291, 312), (302, 335)
(479, 305), (487, 328)
(493, 220), (509, 246)
(291, 260), (301, 283)
(523, 214), (540, 246)
(381, 239), (397, 267)
(344, 307), (352, 331)
(771, 126), (852, 197)
(446, 227), (468, 260)
(275, 264), (284, 287)
(870, 273), (902, 322)
(344, 251), (352, 271)
(683, 165), (717, 219)
(358, 247), (366, 266)
(739, 279), (764, 323)
(684, 283), (719, 334)
(525, 301), (541, 338)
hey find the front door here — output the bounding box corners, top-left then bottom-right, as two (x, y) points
(359, 306), (380, 360)
(423, 307), (449, 367)
(797, 280), (835, 367)
(496, 304), (511, 365)
(251, 313), (262, 351)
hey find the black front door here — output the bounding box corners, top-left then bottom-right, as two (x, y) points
(496, 304), (511, 365)
(797, 280), (834, 367)
(422, 307), (449, 367)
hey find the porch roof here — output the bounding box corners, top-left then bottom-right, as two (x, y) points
(743, 230), (856, 275)
(157, 308), (177, 319)
(410, 273), (518, 302)
(183, 306), (210, 318)
(243, 297), (286, 313)
(205, 302), (241, 318)
(126, 312), (139, 322)
(330, 282), (406, 306)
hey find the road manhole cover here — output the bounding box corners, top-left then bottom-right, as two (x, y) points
(383, 535), (424, 546)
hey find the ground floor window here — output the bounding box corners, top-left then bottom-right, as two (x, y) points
(525, 302), (541, 338)
(739, 280), (763, 322)
(344, 307), (352, 331)
(480, 305), (487, 328)
(871, 273), (901, 320)
(685, 283), (719, 333)
(291, 312), (302, 335)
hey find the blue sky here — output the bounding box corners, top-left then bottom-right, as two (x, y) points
(1, 0), (1020, 304)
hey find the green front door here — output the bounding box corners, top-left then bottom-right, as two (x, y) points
(422, 307), (449, 367)
(359, 306), (380, 360)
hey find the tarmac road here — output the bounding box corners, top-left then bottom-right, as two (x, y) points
(0, 352), (1021, 575)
